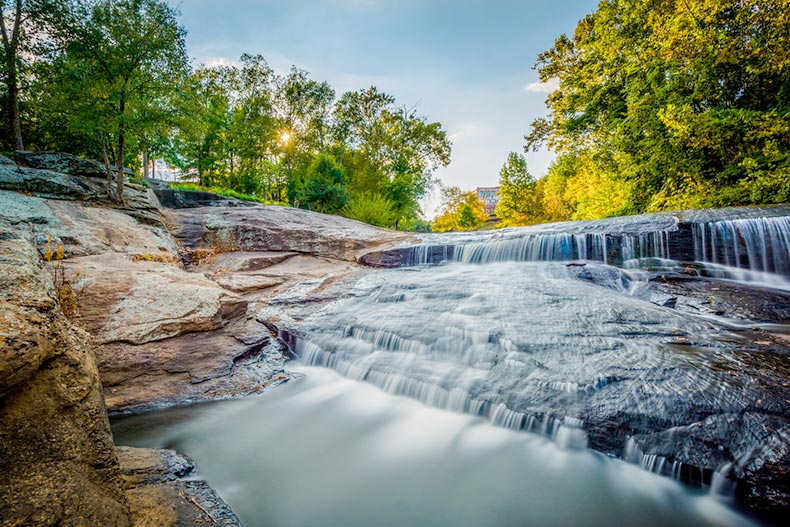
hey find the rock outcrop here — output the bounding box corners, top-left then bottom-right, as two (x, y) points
(0, 227), (131, 526)
(117, 447), (242, 526)
(0, 153), (412, 525)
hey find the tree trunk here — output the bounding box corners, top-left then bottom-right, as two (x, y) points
(115, 93), (125, 202)
(100, 133), (114, 199)
(7, 61), (23, 151)
(1, 0), (24, 151)
(142, 150), (149, 179)
(151, 158), (155, 178)
(115, 129), (125, 202)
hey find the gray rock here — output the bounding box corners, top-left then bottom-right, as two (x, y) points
(0, 164), (97, 200)
(0, 154), (15, 165)
(173, 204), (413, 262)
(15, 150), (107, 177)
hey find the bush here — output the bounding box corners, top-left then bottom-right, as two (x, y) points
(341, 192), (396, 228)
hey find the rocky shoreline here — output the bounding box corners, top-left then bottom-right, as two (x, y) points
(1, 151), (789, 525)
(0, 151), (409, 525)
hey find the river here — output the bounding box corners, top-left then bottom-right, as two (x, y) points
(114, 216), (790, 526)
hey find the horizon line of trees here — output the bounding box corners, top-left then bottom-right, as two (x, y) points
(0, 0), (451, 229)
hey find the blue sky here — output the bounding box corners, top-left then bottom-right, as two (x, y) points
(172, 0), (599, 216)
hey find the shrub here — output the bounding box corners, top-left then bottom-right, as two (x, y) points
(341, 192), (396, 228)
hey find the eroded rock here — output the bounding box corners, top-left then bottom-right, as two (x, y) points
(172, 205), (413, 262)
(0, 228), (131, 526)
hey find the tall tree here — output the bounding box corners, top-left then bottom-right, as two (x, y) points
(51, 0), (189, 200)
(0, 0), (24, 149)
(334, 87), (451, 225)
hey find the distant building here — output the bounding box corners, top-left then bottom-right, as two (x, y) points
(476, 186), (500, 216)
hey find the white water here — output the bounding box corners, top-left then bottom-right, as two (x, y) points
(113, 366), (754, 527)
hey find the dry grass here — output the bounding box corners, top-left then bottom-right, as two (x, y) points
(42, 236), (82, 318)
(130, 252), (179, 264)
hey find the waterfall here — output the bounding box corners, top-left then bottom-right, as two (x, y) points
(692, 216), (790, 276)
(385, 212), (790, 288)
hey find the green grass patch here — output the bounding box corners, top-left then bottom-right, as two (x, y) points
(169, 182), (289, 206)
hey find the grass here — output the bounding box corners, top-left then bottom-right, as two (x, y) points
(169, 182), (289, 206)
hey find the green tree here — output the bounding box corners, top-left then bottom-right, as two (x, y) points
(333, 87), (451, 225)
(528, 0), (790, 216)
(50, 0), (189, 200)
(495, 151), (541, 226)
(341, 191), (396, 228)
(300, 153), (347, 213)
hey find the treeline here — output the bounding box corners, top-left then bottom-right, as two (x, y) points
(0, 0), (451, 228)
(497, 0), (790, 227)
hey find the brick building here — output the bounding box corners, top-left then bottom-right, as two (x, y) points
(476, 186), (500, 216)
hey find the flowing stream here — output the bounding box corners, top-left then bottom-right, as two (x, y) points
(113, 213), (790, 526)
(113, 367), (753, 527)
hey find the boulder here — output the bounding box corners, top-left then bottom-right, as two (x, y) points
(0, 227), (132, 526)
(0, 164), (97, 200)
(0, 154), (15, 165)
(15, 150), (107, 178)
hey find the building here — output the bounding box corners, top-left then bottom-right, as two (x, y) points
(476, 186), (500, 216)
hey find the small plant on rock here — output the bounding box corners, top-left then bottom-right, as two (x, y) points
(42, 236), (82, 318)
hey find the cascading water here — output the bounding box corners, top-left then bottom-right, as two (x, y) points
(112, 210), (790, 526)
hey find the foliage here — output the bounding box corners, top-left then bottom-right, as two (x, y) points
(495, 152), (542, 226)
(43, 0), (189, 200)
(296, 153), (347, 213)
(432, 186), (487, 232)
(341, 191), (397, 228)
(1, 1), (451, 226)
(523, 0), (790, 220)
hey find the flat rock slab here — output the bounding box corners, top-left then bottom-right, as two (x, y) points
(172, 205), (413, 262)
(214, 273), (285, 293)
(0, 189), (176, 259)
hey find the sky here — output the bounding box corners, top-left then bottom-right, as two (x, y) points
(170, 0), (599, 217)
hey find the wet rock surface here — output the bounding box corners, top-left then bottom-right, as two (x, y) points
(117, 446), (242, 526)
(283, 258), (790, 523)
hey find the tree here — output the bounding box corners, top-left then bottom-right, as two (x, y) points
(528, 0), (790, 215)
(341, 191), (396, 228)
(51, 0), (189, 200)
(495, 151), (541, 226)
(300, 153), (347, 213)
(333, 87), (451, 225)
(432, 186), (487, 232)
(0, 0), (25, 150)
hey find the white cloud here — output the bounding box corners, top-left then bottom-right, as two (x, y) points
(523, 78), (559, 94)
(199, 56), (242, 68)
